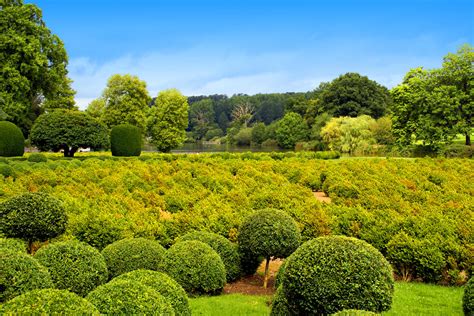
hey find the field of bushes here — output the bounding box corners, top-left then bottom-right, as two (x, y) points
(0, 152), (472, 285)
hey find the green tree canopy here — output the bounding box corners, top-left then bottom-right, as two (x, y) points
(391, 44), (473, 146)
(147, 89), (189, 152)
(275, 112), (309, 149)
(30, 110), (109, 157)
(92, 74), (151, 131)
(318, 73), (391, 119)
(0, 0), (76, 136)
(189, 99), (215, 140)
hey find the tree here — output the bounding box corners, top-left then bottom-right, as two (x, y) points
(30, 110), (109, 157)
(251, 122), (267, 145)
(238, 209), (301, 288)
(189, 99), (215, 140)
(319, 73), (391, 119)
(0, 0), (76, 136)
(320, 115), (376, 154)
(392, 44), (473, 146)
(147, 89), (188, 152)
(275, 112), (309, 149)
(94, 74), (151, 131)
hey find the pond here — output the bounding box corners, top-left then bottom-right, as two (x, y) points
(144, 142), (288, 153)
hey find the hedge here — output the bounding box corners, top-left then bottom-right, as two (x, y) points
(0, 121), (24, 157)
(178, 231), (241, 282)
(86, 279), (174, 315)
(112, 269), (190, 315)
(111, 124), (142, 157)
(1, 251), (53, 302)
(163, 240), (226, 295)
(0, 289), (99, 314)
(34, 240), (108, 296)
(282, 236), (394, 315)
(101, 238), (166, 278)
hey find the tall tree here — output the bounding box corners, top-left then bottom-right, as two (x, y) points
(391, 44), (473, 146)
(319, 73), (391, 119)
(147, 89), (189, 152)
(0, 0), (76, 136)
(189, 99), (215, 140)
(275, 112), (309, 149)
(94, 74), (151, 131)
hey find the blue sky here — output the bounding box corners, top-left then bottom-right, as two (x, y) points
(27, 0), (474, 109)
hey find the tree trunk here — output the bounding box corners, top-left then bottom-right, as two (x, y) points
(263, 257), (270, 288)
(27, 240), (34, 254)
(466, 132), (471, 146)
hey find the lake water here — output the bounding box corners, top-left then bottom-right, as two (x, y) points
(145, 142), (288, 153)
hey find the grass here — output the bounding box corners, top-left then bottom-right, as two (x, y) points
(189, 282), (465, 316)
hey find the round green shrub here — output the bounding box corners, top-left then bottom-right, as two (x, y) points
(0, 163), (14, 178)
(0, 251), (53, 302)
(238, 209), (301, 260)
(34, 240), (108, 297)
(101, 238), (166, 279)
(178, 231), (241, 282)
(111, 124), (142, 156)
(275, 259), (288, 288)
(464, 277), (474, 316)
(163, 240), (226, 295)
(0, 237), (26, 254)
(112, 269), (190, 316)
(86, 279), (174, 315)
(27, 153), (48, 162)
(0, 193), (67, 249)
(0, 289), (100, 314)
(282, 236), (394, 315)
(270, 286), (291, 316)
(331, 310), (380, 316)
(0, 121), (24, 157)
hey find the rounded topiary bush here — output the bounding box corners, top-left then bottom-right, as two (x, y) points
(72, 214), (123, 250)
(0, 121), (24, 157)
(270, 286), (291, 316)
(0, 289), (100, 314)
(275, 259), (288, 288)
(0, 237), (26, 254)
(163, 240), (226, 295)
(464, 277), (473, 316)
(111, 124), (142, 156)
(86, 279), (174, 315)
(282, 236), (394, 315)
(112, 269), (190, 316)
(238, 208), (301, 287)
(0, 192), (67, 251)
(101, 238), (166, 279)
(34, 240), (108, 297)
(178, 231), (241, 282)
(0, 251), (53, 302)
(27, 153), (48, 162)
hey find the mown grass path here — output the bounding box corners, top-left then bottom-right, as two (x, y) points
(189, 282), (464, 315)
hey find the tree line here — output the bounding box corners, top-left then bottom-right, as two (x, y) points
(1, 0), (472, 154)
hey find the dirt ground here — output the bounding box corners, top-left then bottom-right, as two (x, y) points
(223, 259), (283, 295)
(313, 191), (331, 203)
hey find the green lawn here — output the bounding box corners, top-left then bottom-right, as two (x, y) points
(189, 282), (464, 316)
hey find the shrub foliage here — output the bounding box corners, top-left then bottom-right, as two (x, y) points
(34, 240), (108, 297)
(111, 124), (142, 156)
(282, 236), (394, 315)
(101, 237), (166, 279)
(86, 279), (174, 315)
(464, 277), (474, 316)
(0, 289), (100, 314)
(0, 251), (53, 302)
(0, 121), (24, 157)
(163, 240), (226, 295)
(112, 269), (190, 316)
(0, 193), (67, 251)
(178, 231), (241, 282)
